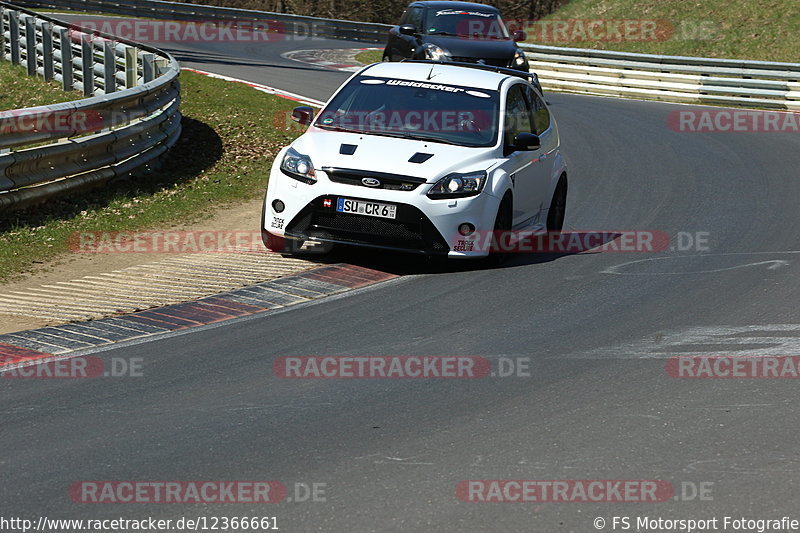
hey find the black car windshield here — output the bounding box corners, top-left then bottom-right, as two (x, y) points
(425, 8), (509, 39)
(315, 76), (500, 147)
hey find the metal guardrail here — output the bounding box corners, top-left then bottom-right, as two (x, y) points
(520, 43), (800, 110)
(11, 0), (799, 110)
(9, 0), (392, 43)
(0, 1), (180, 210)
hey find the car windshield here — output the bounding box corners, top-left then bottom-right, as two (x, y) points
(315, 76), (500, 147)
(425, 8), (509, 39)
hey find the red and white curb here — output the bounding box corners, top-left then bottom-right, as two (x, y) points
(281, 47), (379, 73)
(0, 264), (397, 371)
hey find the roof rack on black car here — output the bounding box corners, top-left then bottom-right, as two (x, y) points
(399, 59), (536, 83)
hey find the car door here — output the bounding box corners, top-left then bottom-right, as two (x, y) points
(524, 85), (557, 224)
(499, 84), (550, 228)
(387, 8), (408, 61)
(396, 6), (424, 59)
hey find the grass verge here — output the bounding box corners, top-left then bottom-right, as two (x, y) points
(0, 60), (83, 110)
(0, 70), (303, 282)
(527, 0), (799, 62)
(355, 49), (383, 65)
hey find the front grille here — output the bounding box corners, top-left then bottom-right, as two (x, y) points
(286, 196), (449, 254)
(451, 56), (509, 68)
(324, 167), (425, 191)
(315, 213), (423, 241)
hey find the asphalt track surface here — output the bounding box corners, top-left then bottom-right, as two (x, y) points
(3, 16), (800, 532)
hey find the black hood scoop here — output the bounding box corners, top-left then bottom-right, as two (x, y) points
(339, 144), (358, 155)
(409, 152), (434, 164)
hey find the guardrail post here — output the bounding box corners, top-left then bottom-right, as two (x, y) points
(81, 36), (93, 96)
(124, 45), (136, 88)
(24, 16), (35, 76)
(103, 40), (116, 93)
(155, 57), (168, 76)
(0, 7), (6, 61)
(9, 10), (20, 65)
(59, 28), (73, 91)
(42, 21), (54, 81)
(142, 52), (154, 83)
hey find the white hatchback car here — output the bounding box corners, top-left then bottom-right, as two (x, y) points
(262, 61), (567, 258)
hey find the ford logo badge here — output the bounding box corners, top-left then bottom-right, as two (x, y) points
(362, 177), (381, 187)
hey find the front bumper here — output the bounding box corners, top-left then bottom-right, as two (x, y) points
(263, 167), (500, 258)
(284, 195), (450, 255)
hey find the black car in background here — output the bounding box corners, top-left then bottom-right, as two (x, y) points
(383, 1), (531, 73)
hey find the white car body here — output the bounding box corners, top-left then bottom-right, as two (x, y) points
(262, 61), (567, 258)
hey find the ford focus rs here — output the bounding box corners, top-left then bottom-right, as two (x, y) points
(262, 61), (567, 258)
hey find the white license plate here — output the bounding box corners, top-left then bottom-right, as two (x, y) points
(336, 198), (397, 219)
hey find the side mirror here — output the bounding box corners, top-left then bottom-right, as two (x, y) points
(291, 106), (314, 126)
(399, 24), (417, 36)
(513, 132), (540, 151)
(512, 30), (527, 42)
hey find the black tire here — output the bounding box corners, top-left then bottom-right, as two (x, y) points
(488, 193), (513, 264)
(546, 176), (568, 233)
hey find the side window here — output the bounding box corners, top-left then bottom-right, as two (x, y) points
(526, 87), (551, 135)
(399, 10), (409, 25)
(504, 85), (534, 145)
(406, 7), (424, 31)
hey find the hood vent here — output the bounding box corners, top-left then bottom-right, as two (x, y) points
(339, 144), (358, 155)
(408, 152), (433, 163)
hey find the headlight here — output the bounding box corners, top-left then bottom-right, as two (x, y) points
(423, 44), (450, 61)
(280, 147), (316, 184)
(513, 49), (527, 67)
(427, 171), (487, 199)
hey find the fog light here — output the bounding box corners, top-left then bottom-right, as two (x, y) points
(272, 199), (285, 213)
(458, 223), (475, 236)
